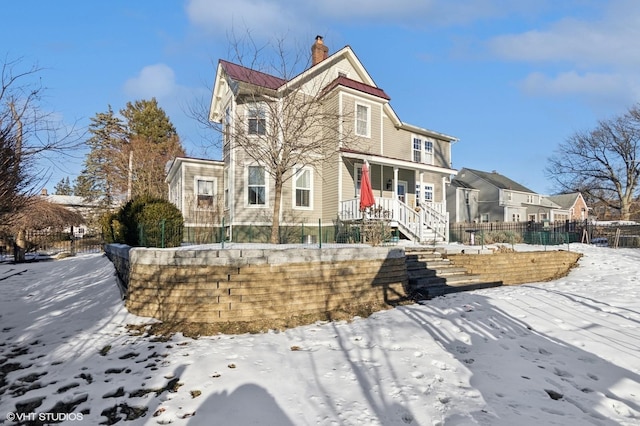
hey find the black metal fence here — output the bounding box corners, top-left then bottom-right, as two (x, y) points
(450, 220), (640, 248)
(1, 230), (104, 262)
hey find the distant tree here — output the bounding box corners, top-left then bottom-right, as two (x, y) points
(53, 176), (73, 195)
(78, 99), (185, 204)
(546, 103), (640, 220)
(119, 99), (185, 199)
(75, 106), (126, 206)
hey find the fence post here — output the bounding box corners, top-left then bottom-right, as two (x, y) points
(160, 219), (166, 248)
(318, 219), (322, 249)
(221, 217), (225, 249)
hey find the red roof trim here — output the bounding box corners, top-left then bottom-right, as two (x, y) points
(321, 76), (390, 100)
(219, 59), (286, 90)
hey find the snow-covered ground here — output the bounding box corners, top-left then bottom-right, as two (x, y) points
(0, 244), (638, 425)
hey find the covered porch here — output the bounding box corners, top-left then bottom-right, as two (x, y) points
(339, 152), (455, 243)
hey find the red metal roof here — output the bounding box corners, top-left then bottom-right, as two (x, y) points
(220, 59), (287, 90)
(321, 76), (390, 100)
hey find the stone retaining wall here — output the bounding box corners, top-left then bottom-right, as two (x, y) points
(104, 245), (582, 327)
(105, 245), (408, 324)
(443, 250), (582, 285)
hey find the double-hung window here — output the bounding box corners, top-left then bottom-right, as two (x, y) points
(413, 138), (422, 163)
(294, 168), (312, 208)
(423, 183), (434, 203)
(355, 103), (370, 137)
(196, 179), (214, 209)
(247, 166), (266, 205)
(248, 104), (266, 135)
(412, 136), (433, 164)
(416, 183), (434, 205)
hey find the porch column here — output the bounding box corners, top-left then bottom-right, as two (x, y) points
(393, 167), (399, 199)
(418, 171), (424, 206)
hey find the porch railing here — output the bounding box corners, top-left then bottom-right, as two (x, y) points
(339, 197), (448, 243)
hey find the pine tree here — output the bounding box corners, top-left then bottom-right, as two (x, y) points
(76, 106), (127, 206)
(53, 176), (73, 195)
(120, 98), (185, 199)
(78, 99), (186, 206)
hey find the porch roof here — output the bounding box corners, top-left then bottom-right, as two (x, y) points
(340, 148), (458, 176)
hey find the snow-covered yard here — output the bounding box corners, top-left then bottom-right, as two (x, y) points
(0, 244), (638, 425)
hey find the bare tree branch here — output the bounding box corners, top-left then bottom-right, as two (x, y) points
(546, 103), (640, 220)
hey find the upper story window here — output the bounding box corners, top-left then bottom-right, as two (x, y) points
(294, 168), (312, 208)
(412, 136), (433, 164)
(196, 178), (215, 209)
(355, 103), (370, 137)
(248, 104), (266, 135)
(527, 194), (538, 204)
(247, 165), (266, 205)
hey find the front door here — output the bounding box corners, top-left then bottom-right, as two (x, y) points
(397, 181), (407, 203)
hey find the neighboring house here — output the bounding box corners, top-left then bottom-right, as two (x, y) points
(168, 37), (459, 243)
(40, 190), (102, 237)
(546, 193), (590, 221)
(447, 168), (570, 223)
(166, 157), (225, 240)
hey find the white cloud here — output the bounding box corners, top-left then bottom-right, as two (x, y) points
(185, 0), (548, 37)
(186, 0), (304, 38)
(123, 64), (178, 99)
(487, 0), (640, 103)
(489, 16), (640, 69)
(520, 71), (636, 100)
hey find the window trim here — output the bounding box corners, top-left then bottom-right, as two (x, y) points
(355, 102), (371, 138)
(354, 164), (363, 197)
(415, 182), (435, 205)
(246, 165), (268, 207)
(194, 176), (216, 210)
(247, 103), (267, 136)
(412, 135), (434, 165)
(292, 167), (313, 210)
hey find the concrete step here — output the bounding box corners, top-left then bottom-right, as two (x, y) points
(410, 273), (482, 288)
(407, 266), (470, 279)
(405, 246), (499, 299)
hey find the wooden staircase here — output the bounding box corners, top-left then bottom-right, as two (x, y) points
(405, 247), (502, 299)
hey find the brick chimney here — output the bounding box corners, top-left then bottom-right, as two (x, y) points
(41, 188), (48, 196)
(311, 35), (329, 66)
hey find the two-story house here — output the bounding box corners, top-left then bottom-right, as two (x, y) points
(447, 168), (570, 223)
(168, 37), (458, 243)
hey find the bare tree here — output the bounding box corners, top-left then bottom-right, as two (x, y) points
(205, 34), (358, 243)
(546, 103), (640, 220)
(0, 56), (83, 228)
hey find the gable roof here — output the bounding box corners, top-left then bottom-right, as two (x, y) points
(460, 168), (535, 193)
(547, 193), (581, 209)
(209, 41), (457, 142)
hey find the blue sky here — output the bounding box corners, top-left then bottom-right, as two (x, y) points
(3, 0), (639, 195)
